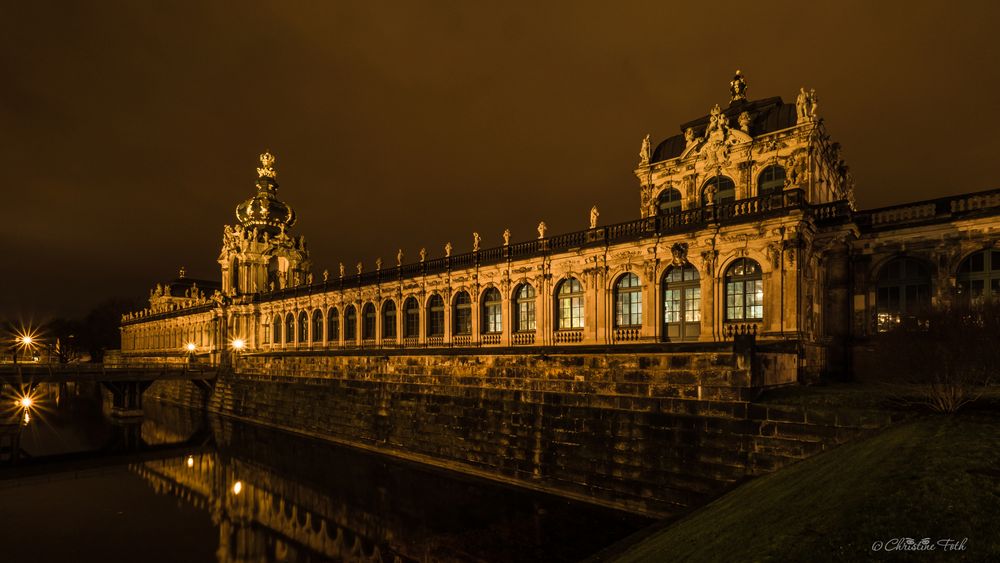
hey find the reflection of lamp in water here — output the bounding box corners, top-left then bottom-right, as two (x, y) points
(232, 481), (243, 495)
(186, 455), (195, 468)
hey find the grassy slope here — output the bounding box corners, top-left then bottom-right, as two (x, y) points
(612, 412), (1000, 562)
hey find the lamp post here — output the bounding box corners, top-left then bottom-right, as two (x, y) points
(230, 338), (245, 372)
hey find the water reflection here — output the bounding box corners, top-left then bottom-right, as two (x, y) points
(4, 387), (649, 562)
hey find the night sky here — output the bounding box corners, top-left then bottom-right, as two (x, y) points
(3, 2), (999, 320)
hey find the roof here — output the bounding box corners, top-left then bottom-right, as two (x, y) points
(651, 96), (798, 163)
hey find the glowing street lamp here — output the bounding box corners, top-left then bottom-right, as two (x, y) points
(19, 396), (33, 409)
(231, 339), (245, 351)
(185, 342), (197, 353)
(232, 480), (243, 495)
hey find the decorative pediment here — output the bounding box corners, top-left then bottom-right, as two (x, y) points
(680, 104), (753, 161)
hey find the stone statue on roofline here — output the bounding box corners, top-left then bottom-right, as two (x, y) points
(730, 70), (747, 102)
(397, 248), (403, 266)
(419, 248), (426, 262)
(445, 242), (452, 257)
(473, 232), (481, 252)
(339, 263), (345, 278)
(503, 228), (511, 246)
(639, 134), (650, 166)
(322, 269), (329, 282)
(590, 206), (599, 229)
(537, 221), (547, 239)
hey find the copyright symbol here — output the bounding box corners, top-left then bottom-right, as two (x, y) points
(872, 541), (884, 551)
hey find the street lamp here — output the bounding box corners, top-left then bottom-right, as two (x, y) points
(230, 338), (245, 371)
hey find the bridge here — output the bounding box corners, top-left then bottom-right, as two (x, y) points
(0, 363), (218, 419)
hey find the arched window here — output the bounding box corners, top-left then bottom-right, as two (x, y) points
(382, 300), (397, 339)
(482, 288), (502, 333)
(725, 259), (763, 321)
(876, 257), (931, 332)
(427, 295), (445, 337)
(957, 250), (1000, 304)
(297, 311), (308, 344)
(556, 278), (584, 330)
(272, 314), (282, 345)
(362, 303), (376, 340)
(344, 305), (357, 341)
(327, 307), (340, 343)
(453, 291), (472, 335)
(403, 297), (420, 338)
(757, 165), (786, 197)
(701, 175), (736, 206)
(515, 284), (536, 332)
(614, 273), (642, 327)
(284, 313), (295, 344)
(662, 265), (701, 341)
(311, 310), (323, 344)
(657, 188), (683, 214)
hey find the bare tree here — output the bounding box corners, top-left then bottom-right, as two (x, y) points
(874, 300), (999, 413)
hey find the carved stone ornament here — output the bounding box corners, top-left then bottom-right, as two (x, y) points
(639, 134), (651, 167)
(670, 242), (689, 266)
(590, 205), (599, 229)
(730, 70), (747, 102)
(537, 222), (547, 239)
(503, 229), (511, 246)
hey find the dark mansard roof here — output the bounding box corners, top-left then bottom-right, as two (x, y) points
(651, 96), (798, 163)
(162, 277), (220, 297)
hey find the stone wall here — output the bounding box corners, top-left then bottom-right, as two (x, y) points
(145, 351), (874, 516)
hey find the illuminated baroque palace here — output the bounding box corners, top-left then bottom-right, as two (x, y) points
(120, 74), (1000, 380)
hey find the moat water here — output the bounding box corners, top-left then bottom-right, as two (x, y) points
(0, 384), (650, 562)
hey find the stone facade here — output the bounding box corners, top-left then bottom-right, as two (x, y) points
(120, 74), (1000, 380)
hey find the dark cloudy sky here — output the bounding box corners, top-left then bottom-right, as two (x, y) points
(3, 1), (999, 320)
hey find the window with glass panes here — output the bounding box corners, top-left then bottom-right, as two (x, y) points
(327, 308), (339, 342)
(876, 258), (931, 331)
(427, 295), (445, 336)
(284, 313), (295, 344)
(663, 265), (700, 323)
(272, 314), (281, 344)
(516, 284), (536, 331)
(344, 306), (357, 340)
(725, 258), (763, 320)
(404, 298), (420, 337)
(557, 278), (584, 329)
(702, 175), (736, 205)
(382, 301), (397, 339)
(957, 250), (1000, 303)
(757, 165), (786, 196)
(657, 188), (683, 214)
(453, 292), (472, 335)
(614, 273), (642, 326)
(311, 310), (323, 343)
(362, 304), (376, 339)
(482, 288), (502, 333)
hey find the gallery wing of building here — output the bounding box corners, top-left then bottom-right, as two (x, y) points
(119, 74), (1000, 381)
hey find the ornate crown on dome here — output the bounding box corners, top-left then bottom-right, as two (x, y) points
(235, 151), (296, 234)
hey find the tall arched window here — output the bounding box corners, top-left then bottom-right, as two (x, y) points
(663, 265), (701, 341)
(382, 300), (397, 339)
(284, 313), (295, 344)
(327, 307), (340, 343)
(725, 259), (763, 321)
(427, 295), (445, 337)
(311, 309), (323, 344)
(344, 305), (357, 341)
(362, 303), (376, 340)
(272, 314), (282, 346)
(701, 175), (736, 206)
(557, 278), (584, 329)
(482, 288), (502, 333)
(614, 273), (642, 327)
(876, 257), (931, 332)
(657, 188), (683, 214)
(453, 291), (472, 335)
(957, 250), (1000, 304)
(757, 165), (786, 197)
(297, 311), (308, 344)
(515, 284), (536, 332)
(403, 297), (420, 338)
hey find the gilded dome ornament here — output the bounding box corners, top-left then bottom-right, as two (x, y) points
(257, 151), (277, 179)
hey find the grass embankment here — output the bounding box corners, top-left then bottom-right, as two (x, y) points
(611, 410), (1000, 562)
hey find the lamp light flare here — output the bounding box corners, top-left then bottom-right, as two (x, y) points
(186, 455), (195, 468)
(232, 481), (243, 495)
(231, 339), (246, 351)
(19, 396), (33, 409)
(185, 342), (197, 352)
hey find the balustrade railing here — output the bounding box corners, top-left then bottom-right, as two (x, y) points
(481, 333), (501, 345)
(512, 332), (535, 346)
(554, 330), (583, 344)
(613, 327), (641, 342)
(452, 335), (472, 346)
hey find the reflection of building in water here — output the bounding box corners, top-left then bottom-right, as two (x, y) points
(133, 454), (407, 563)
(131, 409), (646, 563)
(117, 73), (1000, 378)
